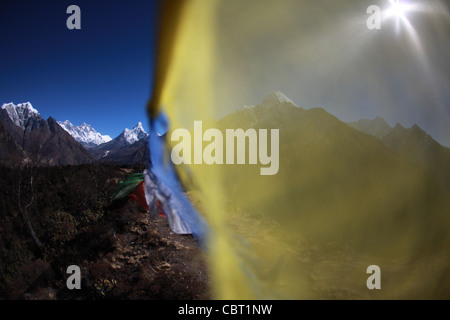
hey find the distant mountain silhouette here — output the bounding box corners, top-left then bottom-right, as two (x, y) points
(348, 116), (450, 190)
(347, 116), (392, 139)
(382, 123), (450, 189)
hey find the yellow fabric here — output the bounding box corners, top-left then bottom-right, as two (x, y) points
(148, 0), (450, 299)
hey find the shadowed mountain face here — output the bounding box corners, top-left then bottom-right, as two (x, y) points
(382, 123), (450, 164)
(91, 136), (149, 165)
(0, 107), (93, 166)
(87, 123), (149, 165)
(26, 117), (94, 166)
(384, 124), (450, 190)
(0, 108), (24, 164)
(0, 118), (22, 164)
(349, 118), (450, 190)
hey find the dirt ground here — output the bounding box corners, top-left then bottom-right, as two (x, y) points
(21, 202), (211, 300)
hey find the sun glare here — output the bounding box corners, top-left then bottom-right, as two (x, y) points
(385, 0), (411, 19)
(382, 0), (419, 37)
(380, 0), (430, 77)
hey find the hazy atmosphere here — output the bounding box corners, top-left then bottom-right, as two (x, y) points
(209, 0), (450, 147)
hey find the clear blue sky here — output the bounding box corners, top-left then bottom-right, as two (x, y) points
(0, 0), (158, 138)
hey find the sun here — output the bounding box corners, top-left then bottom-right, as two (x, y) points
(382, 0), (418, 36)
(381, 0), (426, 61)
(384, 0), (413, 20)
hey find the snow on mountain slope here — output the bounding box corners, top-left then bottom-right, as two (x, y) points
(58, 120), (112, 146)
(122, 122), (148, 144)
(1, 102), (43, 129)
(87, 122), (149, 165)
(261, 90), (297, 108)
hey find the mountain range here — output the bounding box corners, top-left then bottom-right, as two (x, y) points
(1, 94), (449, 298)
(1, 96), (449, 179)
(209, 91), (450, 298)
(216, 91), (450, 248)
(347, 116), (450, 189)
(0, 102), (149, 166)
(86, 122), (149, 165)
(0, 103), (93, 166)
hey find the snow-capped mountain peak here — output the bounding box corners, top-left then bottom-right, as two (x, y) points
(262, 91), (297, 108)
(1, 102), (39, 114)
(58, 120), (112, 146)
(1, 102), (42, 129)
(122, 122), (148, 144)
